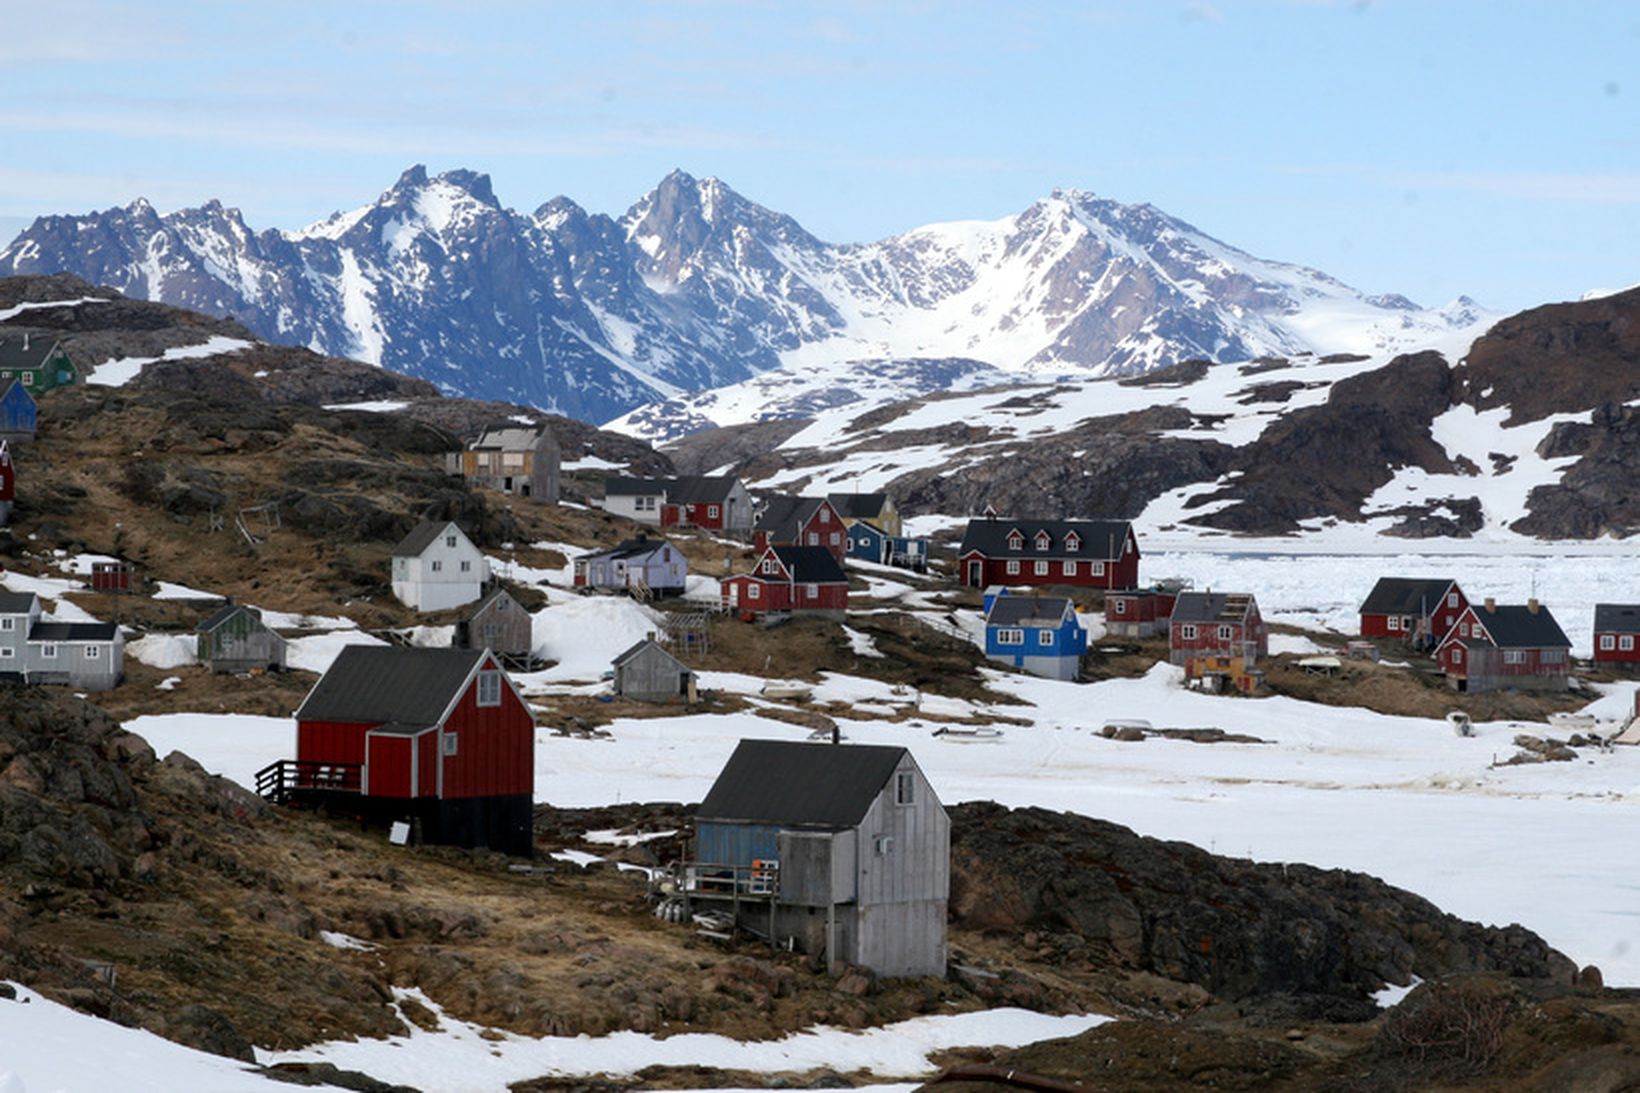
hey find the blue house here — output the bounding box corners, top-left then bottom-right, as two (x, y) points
(845, 521), (931, 572)
(0, 380), (37, 443)
(983, 594), (1087, 681)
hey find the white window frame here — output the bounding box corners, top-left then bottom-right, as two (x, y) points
(1113, 600), (1127, 615)
(445, 535), (457, 548)
(1447, 592), (1458, 608)
(0, 647), (13, 659)
(1452, 647), (1463, 664)
(459, 560), (471, 573)
(1005, 560), (1020, 575)
(829, 532), (840, 546)
(1034, 532), (1051, 551)
(443, 733), (459, 756)
(1457, 622), (1467, 637)
(1217, 624), (1234, 640)
(805, 583), (819, 599)
(1062, 560), (1076, 576)
(996, 628), (1025, 646)
(1503, 650), (1525, 665)
(1622, 635), (1635, 652)
(40, 644), (57, 659)
(0, 617), (12, 631)
(1007, 534), (1023, 551)
(1600, 634), (1616, 651)
(85, 645), (101, 659)
(1180, 625), (1197, 640)
(747, 582), (761, 600)
(761, 559), (779, 575)
(1542, 649), (1565, 664)
(807, 532), (819, 545)
(819, 508), (830, 523)
(431, 560), (443, 573)
(1090, 561), (1105, 577)
(1037, 630), (1054, 647)
(708, 505), (719, 519)
(1388, 616), (1401, 632)
(476, 669), (502, 707)
(1065, 534), (1081, 552)
(1034, 560), (1049, 576)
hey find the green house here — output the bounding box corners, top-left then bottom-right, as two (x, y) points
(0, 333), (79, 395)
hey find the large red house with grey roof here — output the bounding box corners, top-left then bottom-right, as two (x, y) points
(1435, 599), (1572, 693)
(957, 517), (1139, 590)
(259, 646), (535, 854)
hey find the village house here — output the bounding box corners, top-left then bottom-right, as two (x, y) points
(722, 545), (849, 621)
(447, 424), (560, 503)
(453, 587), (534, 663)
(828, 492), (903, 538)
(956, 517), (1140, 591)
(842, 519), (930, 572)
(0, 438), (12, 525)
(1104, 585), (1182, 639)
(0, 590), (124, 691)
(264, 646), (534, 854)
(611, 635), (695, 703)
(602, 476), (753, 532)
(390, 520), (489, 612)
(752, 496), (848, 560)
(196, 603), (288, 674)
(688, 739), (949, 978)
(1593, 604), (1640, 671)
(1436, 599), (1573, 693)
(1359, 577), (1469, 648)
(1169, 591), (1267, 694)
(0, 332), (78, 396)
(0, 379), (37, 444)
(89, 559), (136, 594)
(983, 593), (1087, 681)
(573, 535), (688, 598)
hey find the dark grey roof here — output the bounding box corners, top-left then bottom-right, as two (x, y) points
(0, 590), (38, 613)
(1465, 604), (1572, 649)
(696, 739), (909, 827)
(986, 595), (1075, 627)
(391, 520), (458, 557)
(199, 602), (261, 632)
(827, 493), (888, 521)
(1359, 577), (1459, 616)
(0, 333), (66, 371)
(369, 721), (437, 737)
(604, 476), (669, 497)
(612, 637), (686, 670)
(470, 425), (551, 452)
(958, 518), (1133, 560)
(29, 621), (118, 642)
(295, 646), (487, 723)
(771, 545), (847, 583)
(1594, 604), (1640, 634)
(579, 535), (673, 562)
(755, 495), (828, 538)
(668, 476), (740, 505)
(469, 586), (520, 615)
(1170, 591), (1256, 624)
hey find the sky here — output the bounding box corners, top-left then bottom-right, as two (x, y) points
(0, 0), (1635, 311)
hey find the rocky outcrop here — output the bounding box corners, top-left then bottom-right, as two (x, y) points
(1512, 400), (1640, 539)
(948, 802), (1576, 1012)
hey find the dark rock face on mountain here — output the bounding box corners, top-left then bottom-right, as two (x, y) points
(1513, 401), (1640, 539)
(948, 802), (1577, 1012)
(2, 167), (1471, 423)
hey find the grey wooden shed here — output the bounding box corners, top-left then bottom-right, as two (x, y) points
(455, 587), (534, 662)
(611, 636), (693, 702)
(197, 603), (288, 673)
(689, 739), (949, 978)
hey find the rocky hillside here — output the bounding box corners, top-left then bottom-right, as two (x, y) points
(667, 287), (1640, 541)
(2, 167), (1484, 422)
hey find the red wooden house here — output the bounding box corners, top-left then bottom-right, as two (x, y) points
(753, 496), (846, 560)
(0, 438), (12, 526)
(957, 518), (1139, 590)
(89, 559), (136, 594)
(1168, 591), (1267, 693)
(722, 545), (849, 621)
(1105, 586), (1179, 639)
(1358, 577), (1468, 648)
(260, 646), (535, 854)
(1593, 604), (1640, 670)
(1435, 599), (1572, 693)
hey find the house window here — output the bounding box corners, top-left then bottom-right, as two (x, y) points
(806, 583), (819, 599)
(1601, 635), (1616, 650)
(476, 669), (502, 706)
(1038, 630), (1054, 647)
(1388, 616), (1401, 632)
(459, 560), (471, 573)
(748, 583), (761, 599)
(1447, 592), (1458, 608)
(431, 560), (443, 572)
(1062, 561), (1076, 576)
(1090, 562), (1104, 577)
(874, 835), (895, 855)
(1113, 600), (1127, 615)
(819, 508), (830, 523)
(1007, 533), (1023, 551)
(1503, 650), (1525, 665)
(445, 535), (457, 548)
(0, 647), (13, 659)
(1457, 622), (1467, 637)
(1542, 649), (1565, 664)
(1065, 533), (1081, 551)
(1180, 625), (1197, 640)
(1623, 636), (1635, 651)
(1005, 560), (1020, 575)
(708, 505), (719, 519)
(895, 771), (915, 805)
(22, 372), (33, 386)
(394, 559), (407, 577)
(443, 733), (459, 756)
(85, 645), (100, 659)
(1034, 532), (1050, 551)
(996, 628), (1024, 646)
(40, 644), (57, 658)
(761, 559), (778, 575)
(829, 532), (840, 546)
(1034, 561), (1049, 576)
(1452, 648), (1463, 664)
(0, 617), (11, 631)
(1473, 627), (1486, 643)
(808, 532), (819, 545)
(1218, 625), (1233, 640)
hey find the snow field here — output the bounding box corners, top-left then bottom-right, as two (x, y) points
(85, 335), (255, 386)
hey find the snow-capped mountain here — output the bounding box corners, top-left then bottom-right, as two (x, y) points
(0, 166), (1490, 423)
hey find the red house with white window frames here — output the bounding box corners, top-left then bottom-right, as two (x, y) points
(1105, 586), (1179, 638)
(957, 518), (1139, 590)
(722, 545), (849, 621)
(1358, 577), (1468, 648)
(262, 646), (535, 854)
(1435, 599), (1572, 693)
(753, 496), (847, 561)
(1593, 604), (1640, 670)
(1168, 592), (1267, 693)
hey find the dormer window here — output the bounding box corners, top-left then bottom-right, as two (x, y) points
(761, 558), (779, 575)
(1006, 532), (1024, 551)
(1065, 533), (1081, 552)
(1034, 531), (1051, 551)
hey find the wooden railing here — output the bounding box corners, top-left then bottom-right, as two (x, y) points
(684, 860), (780, 899)
(255, 760), (363, 803)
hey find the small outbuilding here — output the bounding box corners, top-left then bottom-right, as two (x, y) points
(197, 603), (288, 673)
(612, 635), (694, 703)
(1593, 604), (1640, 671)
(391, 520), (489, 612)
(983, 594), (1087, 681)
(688, 739), (949, 978)
(454, 587), (534, 662)
(574, 535), (688, 598)
(1104, 586), (1180, 639)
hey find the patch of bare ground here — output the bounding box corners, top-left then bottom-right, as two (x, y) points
(1260, 654), (1592, 721)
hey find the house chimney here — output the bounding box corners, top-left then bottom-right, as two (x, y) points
(1484, 597), (1496, 613)
(1527, 598), (1540, 614)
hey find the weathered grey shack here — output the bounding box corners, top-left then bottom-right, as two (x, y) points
(454, 587), (534, 663)
(197, 603), (288, 673)
(689, 739), (949, 978)
(612, 636), (693, 702)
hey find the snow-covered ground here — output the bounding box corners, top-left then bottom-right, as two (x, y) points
(86, 335), (255, 386)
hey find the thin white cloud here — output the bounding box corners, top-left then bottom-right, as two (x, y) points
(1284, 164), (1640, 205)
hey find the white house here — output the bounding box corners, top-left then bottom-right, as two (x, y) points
(390, 521), (490, 612)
